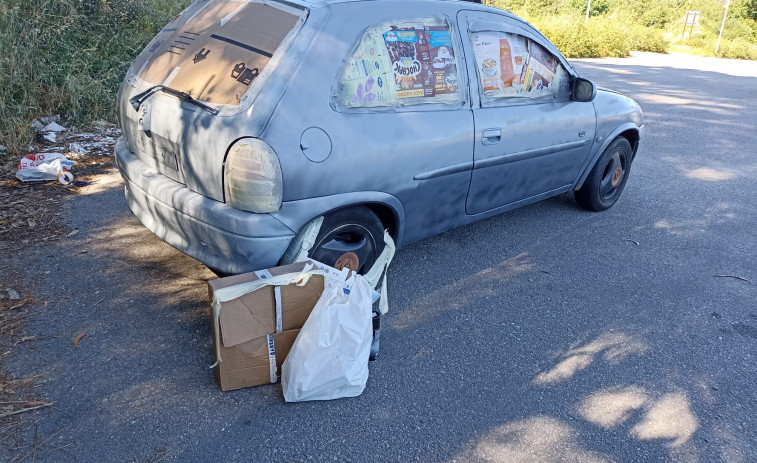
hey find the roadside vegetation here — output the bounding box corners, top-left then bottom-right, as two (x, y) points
(486, 0), (757, 59)
(0, 0), (192, 157)
(0, 0), (755, 157)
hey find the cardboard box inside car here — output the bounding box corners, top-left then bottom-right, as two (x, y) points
(207, 261), (325, 391)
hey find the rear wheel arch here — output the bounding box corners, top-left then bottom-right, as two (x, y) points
(306, 202), (400, 242)
(364, 203), (399, 242)
(308, 205), (385, 273)
(278, 201), (402, 268)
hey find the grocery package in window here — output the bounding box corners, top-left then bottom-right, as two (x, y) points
(423, 26), (459, 96)
(520, 40), (558, 93)
(471, 32), (528, 96)
(339, 20), (461, 108)
(383, 24), (460, 101)
(341, 34), (396, 106)
(384, 28), (428, 99)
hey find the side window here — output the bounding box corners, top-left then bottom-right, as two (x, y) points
(470, 31), (570, 102)
(334, 19), (463, 109)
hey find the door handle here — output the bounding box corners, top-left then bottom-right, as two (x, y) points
(482, 128), (502, 145)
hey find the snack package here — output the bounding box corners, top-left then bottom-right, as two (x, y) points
(519, 40), (557, 94)
(472, 33), (501, 93)
(342, 34), (395, 106)
(384, 28), (426, 99)
(424, 26), (458, 96)
(472, 32), (528, 96)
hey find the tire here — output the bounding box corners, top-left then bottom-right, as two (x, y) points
(574, 137), (633, 211)
(309, 206), (385, 275)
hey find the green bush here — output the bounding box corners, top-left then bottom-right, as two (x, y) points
(626, 23), (670, 53)
(565, 0), (611, 16)
(717, 37), (757, 59)
(486, 0), (757, 60)
(528, 14), (669, 58)
(683, 31), (757, 59)
(0, 0), (191, 155)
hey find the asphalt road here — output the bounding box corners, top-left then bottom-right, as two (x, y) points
(6, 52), (757, 462)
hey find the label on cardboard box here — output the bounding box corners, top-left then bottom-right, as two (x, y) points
(267, 334), (277, 383)
(274, 286), (283, 333)
(254, 269), (273, 279)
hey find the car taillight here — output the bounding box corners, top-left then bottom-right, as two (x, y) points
(224, 139), (283, 213)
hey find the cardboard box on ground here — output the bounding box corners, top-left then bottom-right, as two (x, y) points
(207, 261), (325, 391)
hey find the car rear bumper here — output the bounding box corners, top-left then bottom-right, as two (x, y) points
(115, 137), (295, 274)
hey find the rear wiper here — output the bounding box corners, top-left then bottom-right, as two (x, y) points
(129, 85), (219, 116)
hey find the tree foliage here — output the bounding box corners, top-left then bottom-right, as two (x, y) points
(484, 0), (757, 59)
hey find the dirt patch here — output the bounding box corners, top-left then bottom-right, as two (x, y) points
(0, 123), (120, 248)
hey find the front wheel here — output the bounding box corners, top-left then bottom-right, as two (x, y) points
(574, 137), (633, 211)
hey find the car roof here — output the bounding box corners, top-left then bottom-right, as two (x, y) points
(286, 0), (495, 11)
(287, 0), (526, 40)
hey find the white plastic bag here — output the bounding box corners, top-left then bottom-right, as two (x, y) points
(282, 271), (374, 402)
(16, 153), (74, 184)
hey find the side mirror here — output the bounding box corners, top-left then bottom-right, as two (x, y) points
(573, 77), (597, 102)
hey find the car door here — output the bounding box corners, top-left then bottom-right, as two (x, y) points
(457, 10), (597, 215)
(265, 9), (475, 244)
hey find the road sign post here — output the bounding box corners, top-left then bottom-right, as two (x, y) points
(682, 11), (700, 40)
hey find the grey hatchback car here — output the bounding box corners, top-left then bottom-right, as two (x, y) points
(115, 0), (644, 275)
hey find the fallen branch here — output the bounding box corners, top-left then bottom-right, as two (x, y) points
(8, 311), (38, 322)
(0, 402), (53, 419)
(714, 275), (751, 283)
(13, 336), (39, 347)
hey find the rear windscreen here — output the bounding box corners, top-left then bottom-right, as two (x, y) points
(136, 0), (304, 106)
